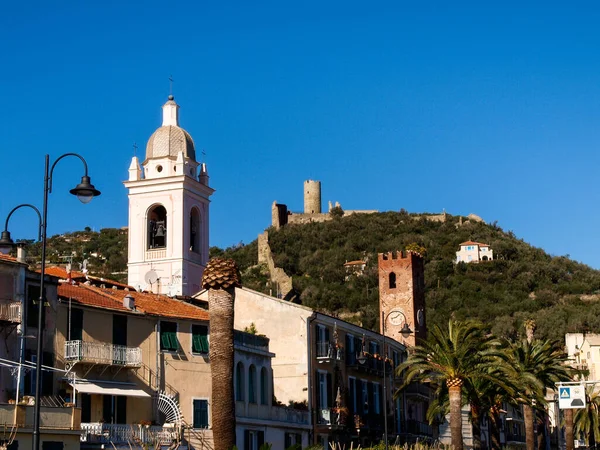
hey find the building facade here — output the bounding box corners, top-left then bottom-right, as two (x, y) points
(455, 241), (494, 263)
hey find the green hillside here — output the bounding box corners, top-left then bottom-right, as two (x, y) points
(214, 211), (600, 341)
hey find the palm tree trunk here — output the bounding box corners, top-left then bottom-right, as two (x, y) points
(450, 385), (464, 450)
(525, 404), (535, 450)
(489, 409), (501, 450)
(566, 408), (574, 450)
(208, 287), (236, 450)
(471, 403), (482, 450)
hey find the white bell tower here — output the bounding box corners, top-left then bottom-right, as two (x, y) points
(124, 95), (214, 296)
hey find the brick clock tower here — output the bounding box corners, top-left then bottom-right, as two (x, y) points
(378, 251), (426, 347)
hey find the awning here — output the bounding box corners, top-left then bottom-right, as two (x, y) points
(68, 381), (151, 398)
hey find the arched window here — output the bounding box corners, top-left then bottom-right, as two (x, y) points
(190, 207), (201, 254)
(248, 365), (257, 404)
(235, 362), (245, 401)
(389, 272), (396, 289)
(260, 367), (268, 405)
(148, 205), (167, 249)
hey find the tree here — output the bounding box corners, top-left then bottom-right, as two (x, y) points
(504, 338), (574, 450)
(575, 387), (600, 448)
(202, 258), (241, 450)
(396, 319), (501, 450)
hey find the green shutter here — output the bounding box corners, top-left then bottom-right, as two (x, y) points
(161, 332), (171, 350)
(193, 399), (208, 428)
(200, 335), (209, 353)
(168, 332), (179, 351)
(192, 335), (202, 353)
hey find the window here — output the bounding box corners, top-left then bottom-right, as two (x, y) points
(193, 399), (209, 428)
(70, 308), (83, 341)
(113, 315), (127, 346)
(147, 205), (167, 249)
(26, 284), (42, 328)
(348, 377), (357, 414)
(103, 395), (126, 424)
(317, 371), (331, 409)
(244, 430), (264, 450)
(248, 365), (257, 404)
(236, 362), (245, 401)
(190, 207), (201, 254)
(346, 334), (355, 363)
(361, 379), (369, 414)
(373, 383), (381, 414)
(369, 341), (380, 355)
(316, 325), (330, 358)
(160, 321), (178, 352)
(284, 432), (302, 448)
(260, 368), (268, 405)
(192, 324), (209, 354)
(389, 272), (396, 289)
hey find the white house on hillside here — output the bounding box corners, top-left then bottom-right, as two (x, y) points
(456, 241), (493, 263)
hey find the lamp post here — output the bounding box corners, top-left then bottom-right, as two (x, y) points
(1, 153), (100, 450)
(381, 310), (412, 450)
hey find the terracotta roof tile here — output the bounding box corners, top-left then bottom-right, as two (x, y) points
(58, 283), (209, 321)
(44, 266), (87, 280)
(459, 241), (490, 247)
(0, 253), (20, 264)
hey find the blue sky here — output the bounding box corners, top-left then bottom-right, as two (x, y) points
(2, 2), (600, 267)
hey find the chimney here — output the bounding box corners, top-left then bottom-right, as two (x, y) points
(16, 245), (26, 264)
(123, 294), (135, 310)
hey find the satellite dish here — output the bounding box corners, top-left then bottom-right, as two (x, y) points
(144, 270), (158, 284)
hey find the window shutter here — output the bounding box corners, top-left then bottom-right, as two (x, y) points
(192, 335), (201, 353)
(200, 335), (209, 353)
(244, 430), (250, 450)
(325, 327), (330, 343)
(367, 382), (374, 414)
(356, 379), (362, 415)
(170, 332), (179, 351)
(284, 433), (291, 449)
(345, 334), (352, 360)
(295, 434), (302, 446)
(326, 372), (333, 408)
(161, 333), (171, 350)
(315, 371), (321, 409)
(258, 431), (264, 448)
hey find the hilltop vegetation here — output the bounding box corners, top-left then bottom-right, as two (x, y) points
(18, 211), (600, 342)
(214, 211), (600, 341)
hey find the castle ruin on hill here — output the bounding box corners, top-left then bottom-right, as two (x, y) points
(271, 180), (378, 229)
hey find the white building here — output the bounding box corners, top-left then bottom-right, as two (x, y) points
(565, 333), (600, 380)
(124, 95), (213, 296)
(455, 241), (493, 263)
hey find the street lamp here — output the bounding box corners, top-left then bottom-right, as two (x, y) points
(382, 310), (412, 450)
(1, 153), (100, 450)
(0, 204), (42, 254)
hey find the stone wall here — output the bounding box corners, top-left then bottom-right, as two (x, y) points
(257, 232), (293, 298)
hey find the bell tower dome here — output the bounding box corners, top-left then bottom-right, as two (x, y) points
(124, 95), (214, 296)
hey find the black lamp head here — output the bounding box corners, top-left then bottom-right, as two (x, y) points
(400, 323), (413, 339)
(70, 176), (101, 204)
(0, 230), (15, 254)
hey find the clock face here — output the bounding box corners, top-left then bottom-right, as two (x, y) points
(388, 308), (406, 326)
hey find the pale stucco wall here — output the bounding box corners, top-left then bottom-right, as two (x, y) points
(234, 288), (313, 404)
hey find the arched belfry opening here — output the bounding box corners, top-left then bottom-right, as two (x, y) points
(190, 207), (201, 254)
(148, 205), (167, 249)
(389, 272), (397, 289)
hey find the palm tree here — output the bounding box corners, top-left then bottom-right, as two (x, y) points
(396, 319), (502, 450)
(575, 387), (600, 449)
(202, 258), (241, 450)
(504, 338), (574, 450)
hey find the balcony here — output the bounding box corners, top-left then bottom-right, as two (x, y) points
(146, 249), (167, 260)
(0, 302), (21, 324)
(81, 423), (179, 445)
(316, 342), (343, 361)
(234, 331), (270, 353)
(235, 402), (309, 425)
(0, 403), (81, 429)
(317, 408), (347, 427)
(65, 340), (142, 367)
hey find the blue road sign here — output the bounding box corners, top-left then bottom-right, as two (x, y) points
(560, 387), (571, 399)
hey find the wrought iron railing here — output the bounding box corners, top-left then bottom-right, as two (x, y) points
(316, 342), (343, 360)
(0, 302), (21, 323)
(80, 423), (179, 445)
(65, 340), (142, 367)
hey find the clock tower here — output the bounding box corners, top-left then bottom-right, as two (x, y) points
(378, 251), (426, 347)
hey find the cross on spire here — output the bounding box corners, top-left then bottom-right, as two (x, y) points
(169, 75), (174, 96)
(202, 148), (206, 163)
(133, 142), (138, 156)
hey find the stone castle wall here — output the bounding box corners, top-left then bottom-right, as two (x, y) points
(257, 231), (293, 297)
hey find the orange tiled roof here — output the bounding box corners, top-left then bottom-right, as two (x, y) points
(58, 283), (209, 321)
(44, 266), (87, 280)
(460, 241), (490, 247)
(0, 253), (20, 264)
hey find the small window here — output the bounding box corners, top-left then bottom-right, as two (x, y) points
(236, 362), (245, 401)
(260, 368), (268, 405)
(160, 321), (178, 352)
(249, 365), (257, 404)
(148, 205), (167, 249)
(192, 324), (209, 354)
(389, 272), (396, 289)
(192, 399), (209, 428)
(71, 308), (83, 341)
(190, 207), (201, 254)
